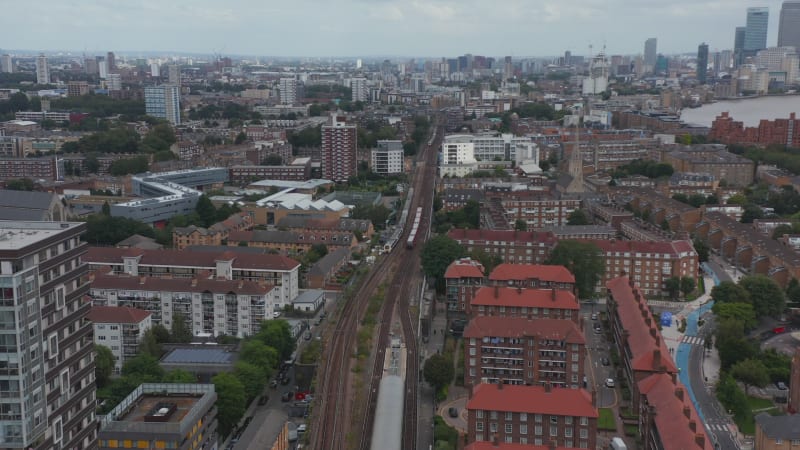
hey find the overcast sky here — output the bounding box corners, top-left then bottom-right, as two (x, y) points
(0, 0), (791, 58)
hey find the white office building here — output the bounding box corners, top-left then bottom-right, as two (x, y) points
(440, 135), (478, 177)
(35, 54), (49, 85)
(144, 85), (181, 125)
(371, 140), (404, 175)
(88, 306), (152, 374)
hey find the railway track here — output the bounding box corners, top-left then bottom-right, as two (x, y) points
(311, 116), (441, 450)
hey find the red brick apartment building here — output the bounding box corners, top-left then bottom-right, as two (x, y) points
(469, 286), (580, 324)
(467, 383), (597, 449)
(448, 229), (558, 264)
(488, 264), (576, 293)
(464, 317), (585, 388)
(445, 258), (486, 313)
(466, 444), (575, 450)
(606, 276), (712, 450)
(491, 191), (581, 229)
(709, 111), (800, 147)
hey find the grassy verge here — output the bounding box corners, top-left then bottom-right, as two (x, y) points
(624, 424), (639, 437)
(598, 408), (617, 431)
(434, 416), (459, 450)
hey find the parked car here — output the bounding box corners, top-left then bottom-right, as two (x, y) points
(593, 328), (602, 334)
(448, 407), (459, 418)
(297, 424), (307, 434)
(258, 395), (268, 405)
(281, 376), (291, 385)
(605, 378), (615, 388)
(777, 381), (788, 390)
(281, 391), (293, 402)
(270, 379), (278, 388)
(591, 313), (598, 320)
(273, 311), (281, 318)
(601, 357), (610, 366)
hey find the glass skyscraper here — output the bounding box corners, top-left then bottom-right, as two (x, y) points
(778, 1), (800, 48)
(744, 7), (769, 51)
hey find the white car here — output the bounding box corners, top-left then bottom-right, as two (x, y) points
(297, 424), (307, 434)
(273, 311), (281, 318)
(605, 378), (615, 388)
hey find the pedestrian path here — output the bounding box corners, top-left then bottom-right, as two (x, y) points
(706, 422), (730, 432)
(682, 335), (705, 346)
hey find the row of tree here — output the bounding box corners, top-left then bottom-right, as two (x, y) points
(61, 123), (176, 160)
(611, 159), (674, 179)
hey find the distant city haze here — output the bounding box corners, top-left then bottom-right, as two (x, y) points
(0, 0), (791, 56)
(680, 95), (800, 127)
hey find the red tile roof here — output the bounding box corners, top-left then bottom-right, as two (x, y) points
(578, 239), (696, 258)
(89, 273), (275, 296)
(445, 258), (486, 279)
(466, 443), (572, 450)
(606, 276), (677, 374)
(447, 228), (558, 245)
(638, 373), (713, 450)
(88, 305), (151, 324)
(84, 247), (300, 271)
(471, 287), (579, 310)
(464, 316), (585, 345)
(467, 384), (597, 418)
(489, 264), (575, 284)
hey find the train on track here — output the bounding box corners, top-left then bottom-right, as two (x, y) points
(381, 188), (415, 254)
(406, 207), (423, 249)
(369, 339), (407, 450)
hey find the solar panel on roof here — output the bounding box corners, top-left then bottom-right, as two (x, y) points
(161, 348), (234, 364)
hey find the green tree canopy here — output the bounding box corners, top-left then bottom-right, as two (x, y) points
(423, 354), (455, 391)
(739, 275), (786, 318)
(350, 204), (392, 230)
(730, 358), (770, 395)
(163, 369), (197, 383)
(263, 153), (283, 166)
(421, 235), (466, 293)
(195, 195), (218, 227)
(170, 314), (193, 343)
(664, 277), (681, 300)
(95, 345), (115, 389)
(122, 354), (164, 380)
(710, 281), (750, 305)
(712, 302), (758, 331)
(692, 237), (709, 263)
(680, 276), (696, 298)
(546, 240), (605, 299)
(5, 178), (35, 191)
(82, 214), (156, 246)
(234, 361), (266, 402)
(239, 340), (279, 373)
(566, 209), (590, 225)
(212, 372), (247, 438)
(715, 318), (757, 370)
(138, 328), (164, 358)
(256, 320), (295, 360)
(514, 219), (527, 231)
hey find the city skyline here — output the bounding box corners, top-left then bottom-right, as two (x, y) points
(0, 0), (791, 58)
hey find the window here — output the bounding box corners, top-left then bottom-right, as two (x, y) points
(476, 422), (484, 432)
(580, 417), (588, 426)
(476, 410), (484, 419)
(520, 413), (527, 422)
(490, 422), (497, 432)
(53, 418), (62, 444)
(535, 426), (542, 435)
(550, 425), (558, 436)
(580, 429), (588, 439)
(565, 416), (573, 425)
(490, 411), (498, 420)
(505, 412), (513, 421)
(565, 428), (573, 437)
(550, 416), (558, 424)
(505, 423), (512, 434)
(535, 414), (542, 423)
(505, 436), (513, 443)
(520, 424), (528, 434)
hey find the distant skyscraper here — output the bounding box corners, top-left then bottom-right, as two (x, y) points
(351, 77), (368, 102)
(778, 1), (800, 48)
(35, 54), (49, 84)
(0, 54), (12, 73)
(150, 63), (160, 77)
(144, 85), (181, 125)
(98, 58), (108, 79)
(107, 73), (122, 91)
(644, 38), (657, 69)
(655, 54), (669, 75)
(321, 114), (357, 182)
(503, 56), (513, 80)
(106, 51), (116, 71)
(84, 57), (98, 75)
(279, 77), (297, 105)
(745, 7), (769, 51)
(168, 64), (180, 86)
(734, 26), (747, 66)
(697, 43), (709, 84)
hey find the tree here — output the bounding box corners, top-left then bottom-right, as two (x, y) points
(664, 277), (681, 300)
(234, 361), (266, 401)
(263, 153), (283, 166)
(514, 219), (527, 231)
(239, 340), (279, 372)
(101, 201), (111, 216)
(122, 354), (164, 380)
(693, 237), (709, 263)
(740, 275), (786, 318)
(566, 209), (590, 225)
(138, 328), (163, 358)
(787, 278), (800, 306)
(350, 204), (392, 230)
(546, 240), (605, 299)
(150, 324), (171, 344)
(713, 302), (757, 331)
(741, 204), (764, 223)
(730, 358), (770, 395)
(234, 131), (247, 145)
(95, 345), (115, 389)
(423, 354), (454, 391)
(710, 281), (750, 305)
(195, 195), (217, 227)
(716, 374), (752, 426)
(726, 193), (747, 205)
(469, 249), (502, 275)
(256, 320), (295, 360)
(212, 372), (247, 438)
(5, 178), (35, 191)
(680, 276), (696, 298)
(170, 314), (193, 343)
(164, 369), (197, 383)
(715, 318), (757, 370)
(421, 235), (466, 293)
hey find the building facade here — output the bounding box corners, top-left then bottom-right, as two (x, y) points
(745, 7), (770, 51)
(0, 221), (97, 450)
(144, 85), (181, 125)
(88, 306), (152, 374)
(445, 258), (485, 313)
(464, 317), (585, 388)
(35, 54), (49, 85)
(469, 286), (580, 324)
(321, 115), (357, 182)
(466, 384), (597, 448)
(448, 229), (558, 265)
(778, 0), (800, 48)
(371, 140), (404, 175)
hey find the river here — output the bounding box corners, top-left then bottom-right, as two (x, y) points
(679, 95), (800, 127)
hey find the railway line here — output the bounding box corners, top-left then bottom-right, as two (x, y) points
(310, 117), (442, 450)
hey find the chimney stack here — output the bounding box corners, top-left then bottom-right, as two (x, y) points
(695, 434), (705, 447)
(649, 328), (657, 338)
(653, 349), (661, 369)
(689, 419), (696, 432)
(544, 382), (551, 393)
(683, 406), (691, 419)
(548, 441), (557, 450)
(494, 285), (500, 299)
(675, 387), (684, 401)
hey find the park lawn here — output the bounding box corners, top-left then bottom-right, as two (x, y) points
(747, 396), (774, 411)
(598, 408), (617, 431)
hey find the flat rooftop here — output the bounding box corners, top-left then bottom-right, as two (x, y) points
(161, 347), (236, 365)
(0, 221), (82, 250)
(117, 394), (200, 424)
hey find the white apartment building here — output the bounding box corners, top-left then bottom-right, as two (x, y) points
(440, 135), (478, 177)
(83, 247), (300, 308)
(371, 140), (404, 175)
(350, 77), (369, 102)
(88, 273), (277, 339)
(35, 54), (49, 85)
(144, 85), (181, 125)
(1, 54), (12, 73)
(88, 306), (152, 374)
(279, 77), (298, 105)
(755, 46), (799, 82)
